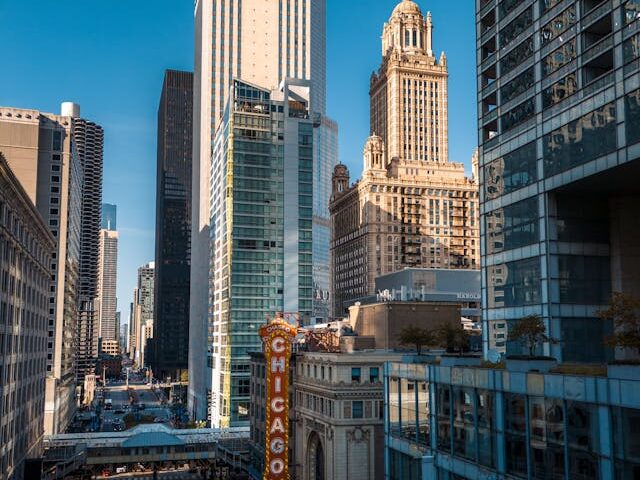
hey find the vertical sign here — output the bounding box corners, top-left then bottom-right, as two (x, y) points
(260, 314), (297, 480)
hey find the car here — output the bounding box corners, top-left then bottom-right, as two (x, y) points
(115, 466), (127, 473)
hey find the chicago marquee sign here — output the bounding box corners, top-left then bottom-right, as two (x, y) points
(259, 313), (298, 480)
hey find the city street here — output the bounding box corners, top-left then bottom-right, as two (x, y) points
(93, 376), (173, 432)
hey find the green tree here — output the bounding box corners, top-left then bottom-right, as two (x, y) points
(508, 315), (555, 357)
(597, 292), (640, 355)
(397, 325), (434, 355)
(436, 323), (471, 355)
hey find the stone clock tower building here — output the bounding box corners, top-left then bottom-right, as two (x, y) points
(330, 0), (479, 316)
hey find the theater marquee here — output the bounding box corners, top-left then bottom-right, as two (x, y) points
(260, 314), (298, 480)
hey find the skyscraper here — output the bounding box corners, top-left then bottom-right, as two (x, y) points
(97, 205), (118, 344)
(0, 105), (83, 435)
(101, 203), (116, 231)
(0, 153), (55, 479)
(190, 0), (337, 422)
(153, 70), (193, 380)
(208, 79), (318, 427)
(476, 0), (640, 361)
(135, 263), (154, 368)
(329, 1), (479, 316)
(370, 0), (448, 163)
(64, 103), (105, 388)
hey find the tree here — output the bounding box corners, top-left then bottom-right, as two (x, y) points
(436, 323), (471, 355)
(508, 315), (555, 357)
(597, 292), (640, 355)
(397, 325), (434, 355)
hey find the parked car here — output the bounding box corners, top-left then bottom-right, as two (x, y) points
(115, 466), (127, 473)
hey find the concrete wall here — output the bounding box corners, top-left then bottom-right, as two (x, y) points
(349, 302), (460, 350)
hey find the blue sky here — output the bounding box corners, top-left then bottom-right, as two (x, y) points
(0, 0), (477, 322)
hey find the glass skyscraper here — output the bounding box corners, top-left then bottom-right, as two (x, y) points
(190, 0), (337, 423)
(208, 79), (315, 427)
(477, 0), (640, 361)
(152, 70), (193, 380)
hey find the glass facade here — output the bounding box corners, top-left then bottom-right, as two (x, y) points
(486, 196), (539, 254)
(477, 0), (640, 362)
(487, 257), (541, 309)
(386, 364), (640, 480)
(543, 102), (617, 177)
(484, 142), (537, 200)
(209, 80), (314, 426)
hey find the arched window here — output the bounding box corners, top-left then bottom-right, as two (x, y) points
(405, 30), (410, 46)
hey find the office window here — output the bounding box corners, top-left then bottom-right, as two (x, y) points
(477, 390), (495, 468)
(501, 98), (535, 132)
(544, 102), (616, 176)
(567, 402), (600, 480)
(505, 393), (527, 478)
(624, 33), (640, 66)
(453, 387), (475, 461)
(501, 67), (534, 104)
(486, 196), (539, 254)
(529, 397), (565, 480)
(389, 378), (401, 437)
(540, 6), (576, 46)
(561, 318), (612, 363)
(351, 367), (361, 383)
(557, 255), (611, 305)
(543, 38), (577, 77)
(500, 7), (533, 49)
(612, 406), (640, 478)
(543, 73), (578, 108)
(369, 367), (379, 383)
(624, 0), (640, 25)
(625, 88), (640, 145)
(500, 37), (534, 76)
(436, 385), (452, 452)
(352, 400), (363, 419)
(484, 141), (537, 199)
(488, 257), (541, 308)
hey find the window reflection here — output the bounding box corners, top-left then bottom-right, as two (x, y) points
(417, 381), (430, 446)
(625, 88), (640, 145)
(477, 390), (495, 468)
(501, 67), (534, 104)
(389, 378), (401, 437)
(453, 388), (476, 460)
(543, 73), (578, 109)
(500, 8), (533, 48)
(623, 33), (640, 65)
(530, 397), (565, 480)
(486, 197), (539, 254)
(437, 385), (452, 452)
(540, 6), (576, 46)
(505, 394), (528, 478)
(543, 102), (616, 176)
(400, 378), (418, 442)
(624, 0), (640, 25)
(543, 39), (577, 77)
(488, 257), (541, 308)
(484, 142), (537, 199)
(567, 402), (600, 480)
(501, 98), (535, 132)
(501, 37), (534, 76)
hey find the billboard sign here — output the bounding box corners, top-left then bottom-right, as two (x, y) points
(260, 313), (298, 480)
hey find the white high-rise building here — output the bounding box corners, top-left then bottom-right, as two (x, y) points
(97, 224), (118, 343)
(190, 0), (335, 424)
